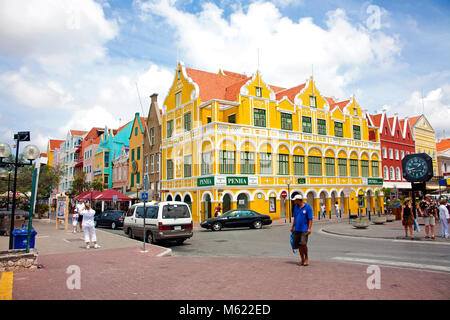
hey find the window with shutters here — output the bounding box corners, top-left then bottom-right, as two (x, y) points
(371, 161), (379, 177)
(325, 157), (335, 176)
(201, 152), (212, 176)
(361, 160), (369, 177)
(184, 112), (191, 132)
(317, 119), (327, 135)
(259, 153), (272, 175)
(184, 155), (192, 178)
(220, 151), (235, 174)
(281, 113), (292, 130)
(254, 108), (266, 127)
(278, 154), (289, 175)
(308, 156), (322, 176)
(353, 125), (361, 140)
(293, 155), (305, 176)
(167, 160), (173, 180)
(338, 159), (347, 176)
(302, 116), (312, 133)
(350, 159), (358, 177)
(240, 152), (255, 174)
(334, 122), (343, 137)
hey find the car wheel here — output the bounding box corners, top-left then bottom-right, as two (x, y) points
(128, 228), (134, 239)
(111, 222), (116, 230)
(176, 239), (185, 245)
(212, 222), (222, 231)
(253, 220), (262, 229)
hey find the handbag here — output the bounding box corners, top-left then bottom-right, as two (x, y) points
(413, 219), (420, 232)
(290, 232), (298, 253)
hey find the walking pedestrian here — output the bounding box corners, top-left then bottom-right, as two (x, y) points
(214, 203), (222, 217)
(290, 194), (313, 266)
(401, 198), (414, 239)
(320, 203), (326, 218)
(81, 202), (100, 249)
(72, 210), (79, 233)
(75, 200), (85, 232)
(335, 202), (339, 218)
(438, 199), (449, 238)
(419, 196), (437, 240)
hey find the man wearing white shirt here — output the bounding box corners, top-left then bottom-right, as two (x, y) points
(438, 199), (449, 238)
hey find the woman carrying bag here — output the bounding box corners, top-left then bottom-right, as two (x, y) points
(401, 198), (415, 239)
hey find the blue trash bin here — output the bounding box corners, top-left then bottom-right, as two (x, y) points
(12, 228), (37, 249)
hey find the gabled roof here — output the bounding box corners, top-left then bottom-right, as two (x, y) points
(329, 99), (350, 112)
(48, 139), (65, 151)
(186, 67), (244, 102)
(437, 138), (450, 152)
(221, 70), (248, 80)
(116, 121), (132, 134)
(275, 84), (306, 104)
(70, 130), (87, 136)
(408, 115), (421, 127)
(224, 77), (252, 101)
(371, 114), (383, 127)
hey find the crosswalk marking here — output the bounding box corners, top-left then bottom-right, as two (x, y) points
(332, 257), (450, 273)
(344, 252), (450, 264)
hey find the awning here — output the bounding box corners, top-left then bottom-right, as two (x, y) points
(382, 182), (412, 189)
(74, 191), (90, 200)
(439, 178), (450, 186)
(94, 189), (132, 201)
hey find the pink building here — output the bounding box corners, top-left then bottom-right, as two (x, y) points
(112, 145), (129, 194)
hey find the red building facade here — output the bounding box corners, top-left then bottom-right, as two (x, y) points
(367, 112), (415, 190)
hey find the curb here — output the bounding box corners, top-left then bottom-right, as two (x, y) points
(156, 248), (173, 257)
(320, 227), (450, 245)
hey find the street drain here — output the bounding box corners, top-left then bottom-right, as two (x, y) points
(214, 240), (228, 243)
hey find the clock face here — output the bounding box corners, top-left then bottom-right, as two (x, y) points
(404, 157), (428, 181)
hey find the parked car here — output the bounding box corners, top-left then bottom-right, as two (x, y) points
(94, 210), (125, 229)
(200, 209), (272, 231)
(123, 201), (193, 245)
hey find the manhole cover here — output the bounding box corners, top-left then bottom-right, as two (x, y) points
(64, 238), (84, 242)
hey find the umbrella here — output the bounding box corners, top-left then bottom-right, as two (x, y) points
(74, 190), (90, 200)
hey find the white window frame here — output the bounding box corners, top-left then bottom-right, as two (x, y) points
(390, 167), (395, 180)
(151, 154), (154, 174)
(383, 148), (387, 159)
(389, 149), (393, 159)
(395, 149), (399, 160)
(396, 167), (401, 181)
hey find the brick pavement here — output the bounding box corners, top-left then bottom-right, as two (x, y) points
(11, 248), (450, 300)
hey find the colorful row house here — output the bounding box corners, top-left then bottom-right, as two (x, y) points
(367, 112), (416, 194)
(160, 62), (385, 222)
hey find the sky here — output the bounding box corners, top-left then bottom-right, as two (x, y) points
(0, 0), (449, 153)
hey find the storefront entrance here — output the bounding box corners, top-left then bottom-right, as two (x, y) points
(237, 193), (249, 210)
(223, 194), (232, 214)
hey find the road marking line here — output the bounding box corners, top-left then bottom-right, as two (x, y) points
(344, 252), (449, 264)
(157, 248), (172, 257)
(332, 257), (450, 273)
(392, 239), (450, 246)
(0, 272), (13, 300)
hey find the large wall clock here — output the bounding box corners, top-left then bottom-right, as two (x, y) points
(402, 153), (433, 183)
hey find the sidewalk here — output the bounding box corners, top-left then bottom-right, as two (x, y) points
(0, 219), (170, 256)
(322, 218), (450, 243)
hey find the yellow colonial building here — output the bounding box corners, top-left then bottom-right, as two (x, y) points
(128, 113), (147, 196)
(408, 115), (438, 175)
(161, 62), (384, 222)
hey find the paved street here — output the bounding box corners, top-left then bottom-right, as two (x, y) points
(2, 218), (450, 300)
(102, 219), (450, 273)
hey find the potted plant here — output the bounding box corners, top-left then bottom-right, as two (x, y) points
(372, 210), (387, 224)
(352, 216), (370, 229)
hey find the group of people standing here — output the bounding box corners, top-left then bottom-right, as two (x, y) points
(72, 200), (100, 249)
(401, 196), (450, 239)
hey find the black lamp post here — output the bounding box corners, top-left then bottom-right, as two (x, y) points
(0, 132), (40, 250)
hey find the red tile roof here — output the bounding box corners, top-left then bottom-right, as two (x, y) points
(70, 130), (87, 136)
(221, 70), (248, 80)
(370, 114), (383, 127)
(224, 77), (252, 101)
(275, 84), (306, 103)
(329, 99), (350, 111)
(49, 139), (65, 151)
(408, 116), (421, 127)
(437, 138), (450, 151)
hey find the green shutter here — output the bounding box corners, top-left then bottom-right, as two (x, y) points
(308, 156), (322, 176)
(302, 116), (312, 133)
(334, 122), (343, 137)
(281, 113), (292, 130)
(293, 155), (305, 175)
(318, 119), (326, 135)
(325, 157), (335, 176)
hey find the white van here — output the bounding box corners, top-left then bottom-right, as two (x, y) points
(123, 201), (193, 244)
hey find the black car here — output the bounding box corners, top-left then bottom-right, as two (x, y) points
(200, 209), (272, 231)
(94, 210), (125, 229)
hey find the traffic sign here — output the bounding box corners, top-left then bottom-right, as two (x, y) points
(280, 191), (288, 199)
(143, 175), (149, 191)
(141, 192), (148, 201)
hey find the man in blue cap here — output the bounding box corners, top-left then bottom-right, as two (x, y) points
(290, 194), (313, 266)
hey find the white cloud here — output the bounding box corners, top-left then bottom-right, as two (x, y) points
(139, 1), (401, 98)
(0, 68), (76, 110)
(0, 0), (118, 72)
(397, 85), (450, 140)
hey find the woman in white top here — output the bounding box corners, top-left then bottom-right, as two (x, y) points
(438, 199), (449, 238)
(80, 202), (100, 249)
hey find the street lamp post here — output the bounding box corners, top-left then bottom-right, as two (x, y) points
(0, 132), (40, 250)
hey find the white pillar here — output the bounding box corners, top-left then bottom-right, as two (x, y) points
(101, 201), (105, 213)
